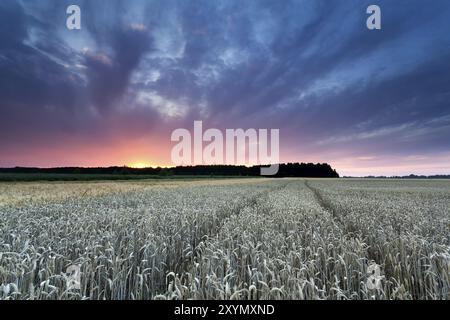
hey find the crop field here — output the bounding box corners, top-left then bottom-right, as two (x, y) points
(0, 178), (449, 300)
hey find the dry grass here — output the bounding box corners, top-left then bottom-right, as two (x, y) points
(0, 178), (264, 208)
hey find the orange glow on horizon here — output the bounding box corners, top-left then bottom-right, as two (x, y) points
(128, 162), (153, 169)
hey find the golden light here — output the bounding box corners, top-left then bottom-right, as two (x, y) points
(128, 162), (152, 169)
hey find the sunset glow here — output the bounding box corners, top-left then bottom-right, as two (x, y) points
(1, 0), (449, 176)
(128, 162), (153, 169)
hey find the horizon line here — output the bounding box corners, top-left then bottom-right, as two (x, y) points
(1, 165), (449, 178)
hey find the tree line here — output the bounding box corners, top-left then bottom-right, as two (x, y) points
(0, 163), (340, 178)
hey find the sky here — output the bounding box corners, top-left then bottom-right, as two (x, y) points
(1, 0), (450, 176)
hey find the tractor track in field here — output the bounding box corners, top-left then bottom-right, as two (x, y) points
(304, 179), (365, 239)
(170, 181), (290, 287)
(304, 179), (363, 237)
(304, 179), (384, 269)
(304, 179), (343, 225)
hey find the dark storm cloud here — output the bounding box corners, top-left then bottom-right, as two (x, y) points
(83, 26), (153, 112)
(0, 0), (158, 148)
(0, 0), (87, 146)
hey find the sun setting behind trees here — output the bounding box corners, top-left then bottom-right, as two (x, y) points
(128, 162), (154, 169)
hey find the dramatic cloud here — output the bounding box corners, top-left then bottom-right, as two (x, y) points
(0, 0), (449, 175)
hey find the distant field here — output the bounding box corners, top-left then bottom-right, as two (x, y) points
(0, 178), (449, 300)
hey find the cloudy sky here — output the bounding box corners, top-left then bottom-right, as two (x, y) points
(1, 0), (450, 176)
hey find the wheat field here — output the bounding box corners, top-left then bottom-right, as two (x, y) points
(0, 178), (449, 300)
